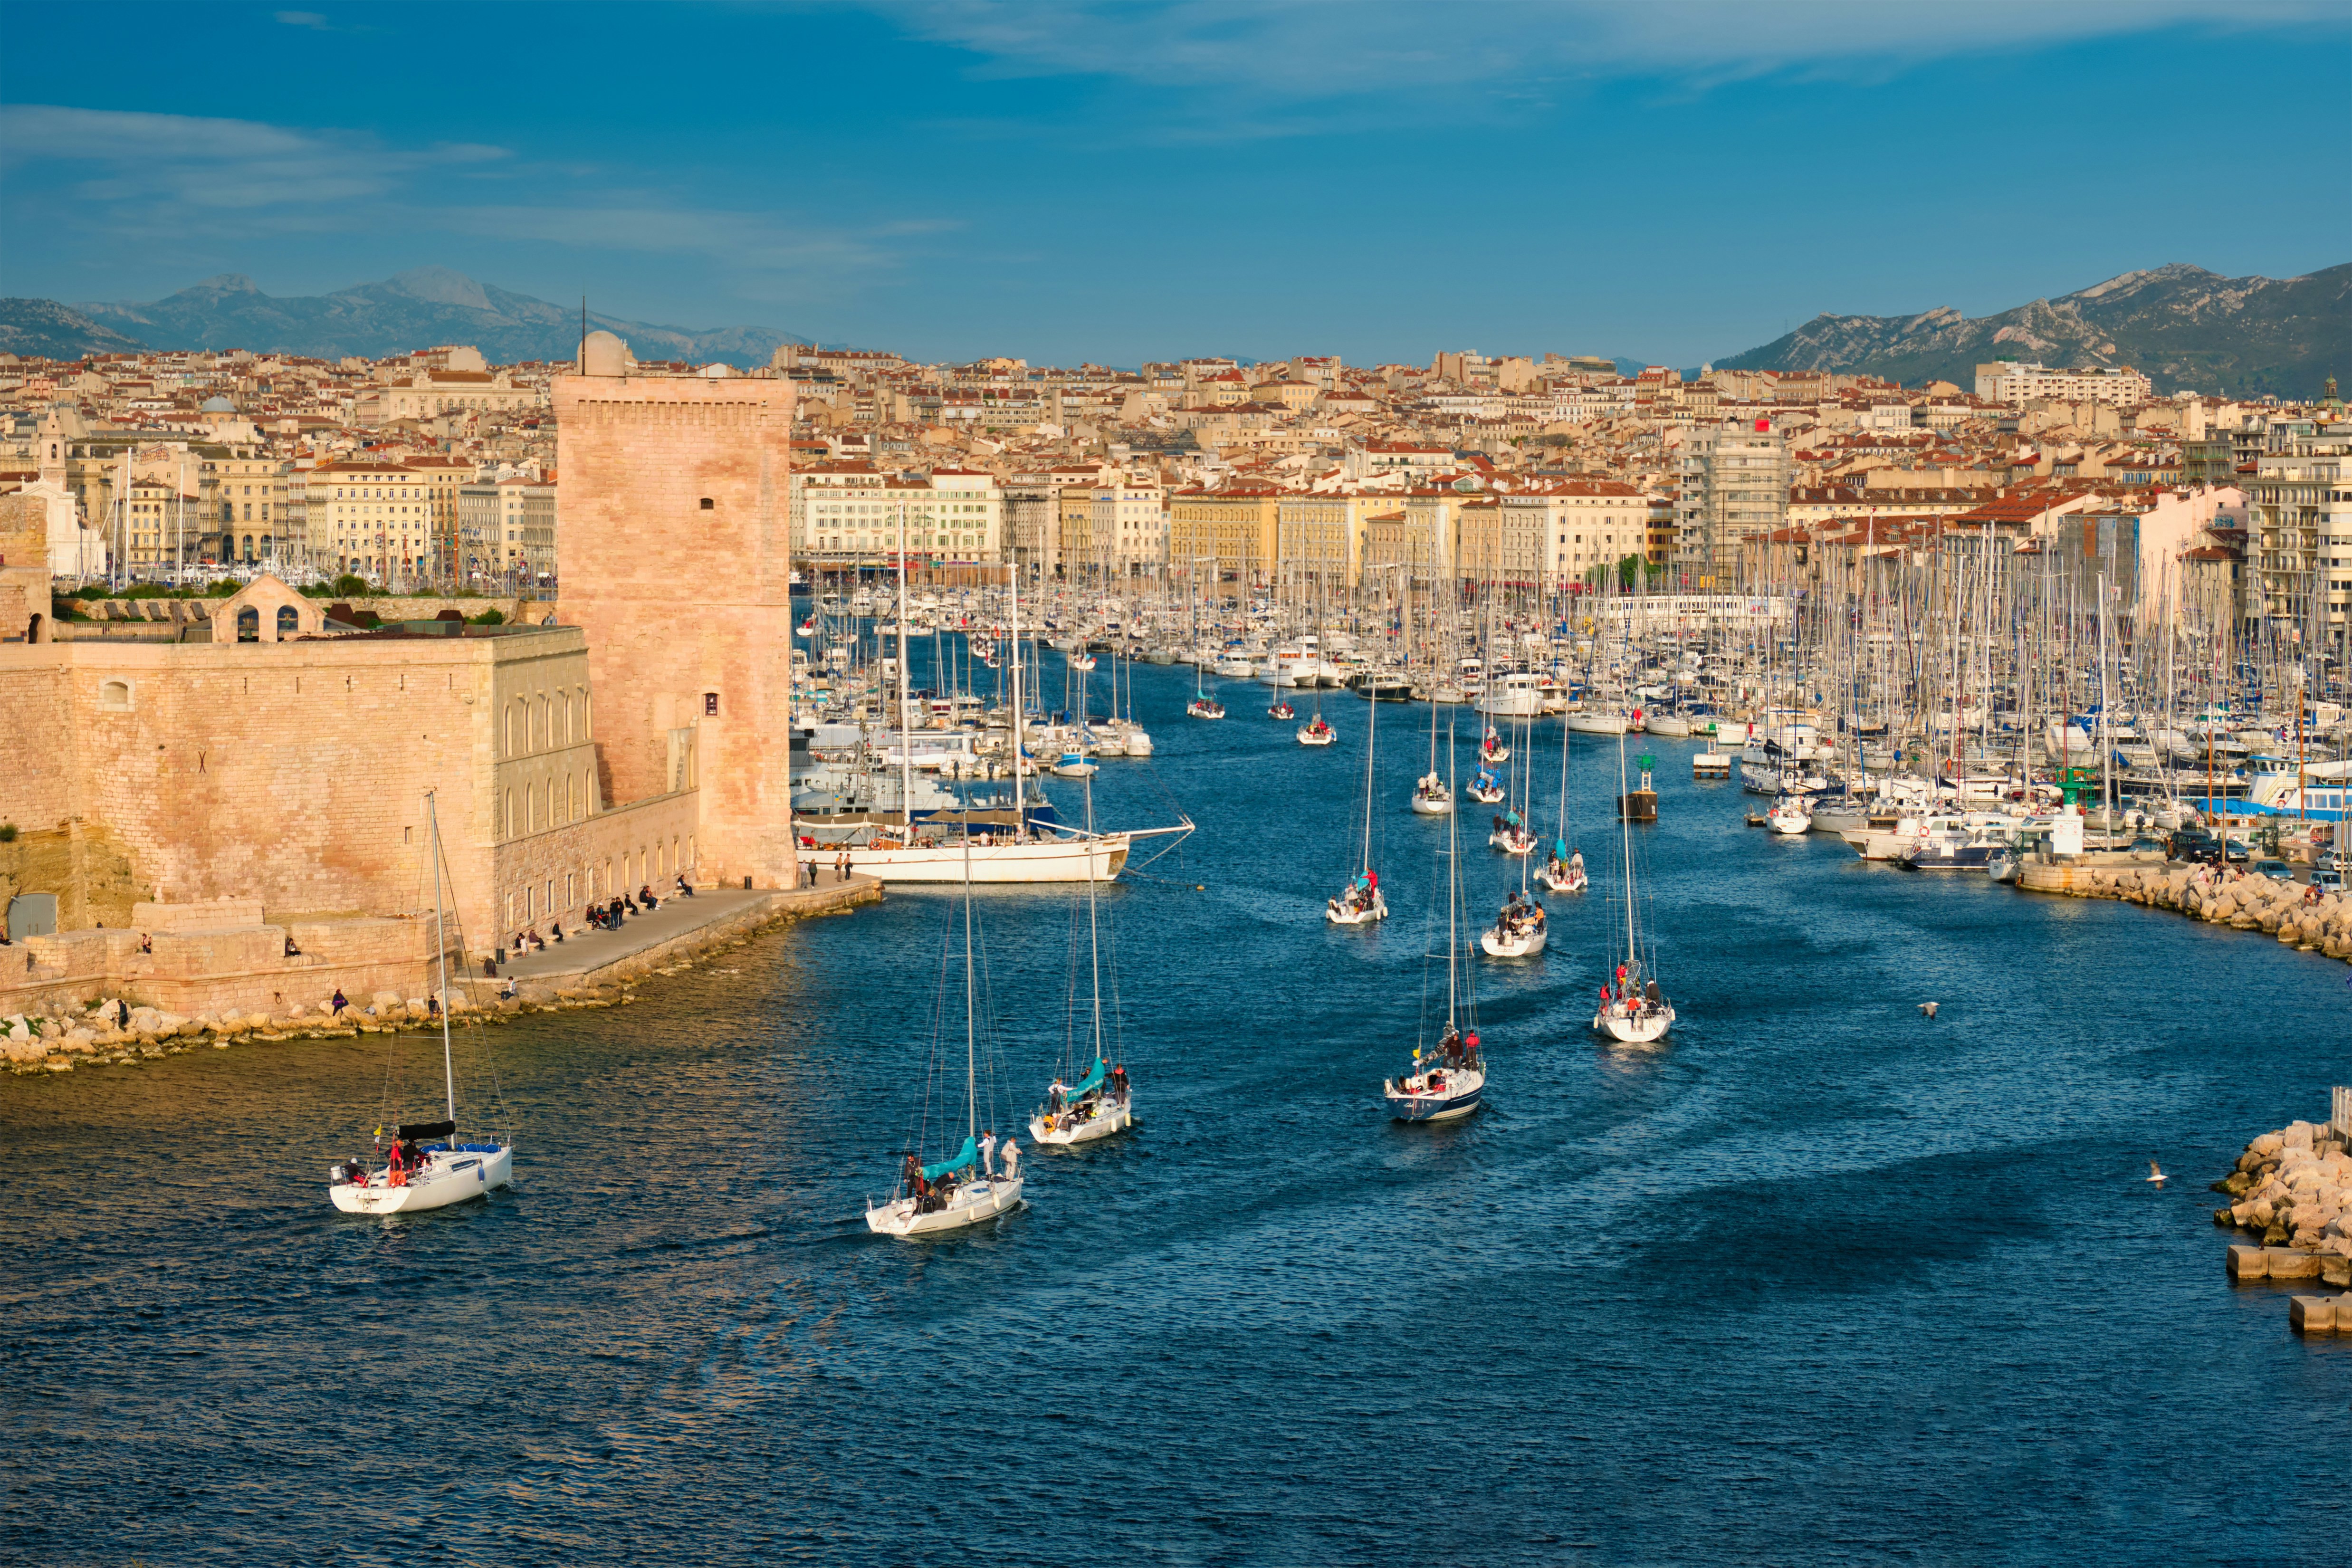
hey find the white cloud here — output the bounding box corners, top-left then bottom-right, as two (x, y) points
(0, 103), (948, 305)
(891, 0), (2339, 92)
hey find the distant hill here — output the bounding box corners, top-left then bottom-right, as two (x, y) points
(64, 267), (808, 367)
(0, 297), (147, 360)
(1713, 263), (2350, 398)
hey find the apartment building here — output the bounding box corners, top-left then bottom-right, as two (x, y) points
(310, 458), (440, 583)
(1974, 361), (2153, 407)
(1677, 418), (1791, 587)
(2240, 426), (2352, 634)
(1168, 487), (1281, 584)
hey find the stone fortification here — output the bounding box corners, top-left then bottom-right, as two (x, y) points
(554, 366), (797, 889)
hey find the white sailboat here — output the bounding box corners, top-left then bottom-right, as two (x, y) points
(1386, 737), (1487, 1120)
(1031, 805), (1133, 1147)
(1593, 731), (1676, 1044)
(1535, 707), (1587, 893)
(868, 840), (1028, 1236)
(1766, 794), (1813, 835)
(1329, 672), (1388, 924)
(1410, 698), (1454, 814)
(329, 791), (514, 1214)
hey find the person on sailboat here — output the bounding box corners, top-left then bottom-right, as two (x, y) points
(1109, 1064), (1128, 1103)
(999, 1139), (1020, 1182)
(979, 1130), (998, 1177)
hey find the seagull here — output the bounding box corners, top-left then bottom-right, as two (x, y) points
(1918, 1001), (1939, 1019)
(2147, 1159), (2167, 1184)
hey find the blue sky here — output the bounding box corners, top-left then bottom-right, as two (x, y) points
(2, 0), (2346, 367)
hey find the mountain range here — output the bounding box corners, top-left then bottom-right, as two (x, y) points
(1712, 263), (2348, 398)
(0, 297), (148, 360)
(11, 267), (808, 366)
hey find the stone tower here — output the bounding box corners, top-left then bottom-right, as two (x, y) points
(554, 339), (798, 888)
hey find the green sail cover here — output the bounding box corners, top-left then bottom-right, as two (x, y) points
(1058, 1059), (1107, 1101)
(920, 1135), (978, 1181)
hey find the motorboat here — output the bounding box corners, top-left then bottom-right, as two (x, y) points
(1051, 752), (1099, 779)
(1478, 673), (1548, 719)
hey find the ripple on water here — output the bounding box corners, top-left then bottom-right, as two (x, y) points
(3, 665), (2347, 1565)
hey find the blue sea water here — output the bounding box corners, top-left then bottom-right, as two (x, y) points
(4, 657), (2348, 1566)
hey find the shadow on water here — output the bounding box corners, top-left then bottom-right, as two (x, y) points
(4, 660), (2347, 1565)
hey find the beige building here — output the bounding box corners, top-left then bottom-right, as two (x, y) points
(1168, 488), (1281, 585)
(310, 458), (437, 584)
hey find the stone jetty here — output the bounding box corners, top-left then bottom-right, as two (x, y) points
(2020, 860), (2352, 964)
(2215, 1112), (2352, 1335)
(4, 876), (879, 1080)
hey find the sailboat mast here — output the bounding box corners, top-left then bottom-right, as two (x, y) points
(1617, 733), (1635, 966)
(1447, 708), (1459, 1024)
(896, 497), (915, 829)
(964, 835), (977, 1138)
(1010, 553), (1025, 840)
(1361, 647), (1377, 874)
(427, 790), (456, 1130)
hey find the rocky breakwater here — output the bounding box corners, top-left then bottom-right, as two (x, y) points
(2214, 1116), (2352, 1335)
(2, 987), (590, 1076)
(2024, 862), (2352, 963)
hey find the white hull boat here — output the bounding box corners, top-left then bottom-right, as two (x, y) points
(1411, 781), (1454, 815)
(866, 1175), (1026, 1236)
(848, 834), (1131, 883)
(1030, 1099), (1131, 1147)
(1298, 721), (1337, 746)
(1328, 889), (1388, 925)
(330, 1143), (512, 1214)
(1766, 799), (1812, 835)
(1566, 711), (1629, 735)
(1535, 858), (1587, 893)
(1644, 714), (1692, 737)
(1384, 1063), (1484, 1121)
(1593, 1003), (1674, 1043)
(1488, 828), (1536, 855)
(1481, 921), (1546, 957)
(1122, 729), (1155, 757)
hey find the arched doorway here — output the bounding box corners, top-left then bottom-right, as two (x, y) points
(25, 613), (41, 643)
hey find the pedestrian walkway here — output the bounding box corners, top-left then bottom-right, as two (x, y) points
(495, 876), (880, 990)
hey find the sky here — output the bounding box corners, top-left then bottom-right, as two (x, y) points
(2, 0), (2347, 368)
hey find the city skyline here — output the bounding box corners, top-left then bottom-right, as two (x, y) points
(3, 1), (2346, 368)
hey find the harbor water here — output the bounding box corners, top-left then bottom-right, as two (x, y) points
(5, 659), (2348, 1565)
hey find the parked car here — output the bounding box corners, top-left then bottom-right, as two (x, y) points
(2310, 867), (2344, 891)
(2223, 838), (2251, 864)
(2251, 859), (2295, 881)
(2317, 848), (2342, 873)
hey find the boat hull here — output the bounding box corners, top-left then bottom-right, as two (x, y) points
(1534, 864), (1587, 893)
(1593, 1006), (1673, 1043)
(1481, 924), (1547, 957)
(1327, 892), (1389, 925)
(1565, 713), (1629, 735)
(866, 1176), (1025, 1236)
(1030, 1100), (1132, 1146)
(848, 836), (1129, 883)
(1385, 1067), (1485, 1122)
(1410, 793), (1453, 815)
(330, 1145), (512, 1214)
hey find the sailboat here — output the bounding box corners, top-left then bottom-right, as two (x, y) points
(1385, 735), (1487, 1120)
(1486, 712), (1536, 853)
(1329, 672), (1388, 925)
(1535, 708), (1587, 893)
(1031, 795), (1133, 1146)
(1410, 698), (1454, 814)
(868, 840), (1028, 1235)
(329, 791), (514, 1214)
(1593, 731), (1676, 1043)
(1297, 591), (1335, 744)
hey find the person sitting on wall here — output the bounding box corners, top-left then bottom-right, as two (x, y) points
(284, 934), (303, 957)
(550, 923), (564, 944)
(676, 874), (694, 898)
(639, 884), (660, 909)
(139, 933), (153, 954)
